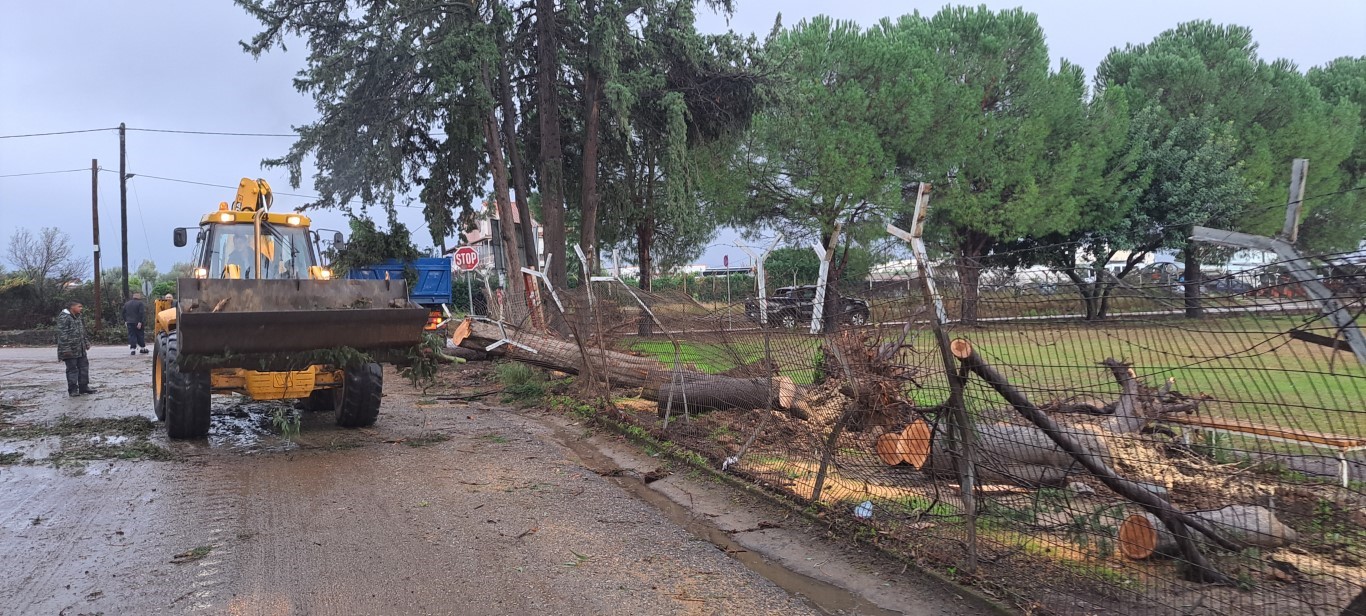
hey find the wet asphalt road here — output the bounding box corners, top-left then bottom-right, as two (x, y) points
(0, 346), (988, 616)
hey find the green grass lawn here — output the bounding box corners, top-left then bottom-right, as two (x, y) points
(624, 315), (1365, 438)
(625, 337), (822, 384)
(951, 318), (1366, 438)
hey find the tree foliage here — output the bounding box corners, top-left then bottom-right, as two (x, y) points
(1305, 56), (1366, 252)
(1097, 21), (1358, 248)
(589, 1), (760, 289)
(720, 17), (933, 245)
(237, 1), (1366, 319)
(238, 0), (480, 233)
(764, 246), (873, 288)
(878, 7), (1087, 324)
(328, 215), (424, 278)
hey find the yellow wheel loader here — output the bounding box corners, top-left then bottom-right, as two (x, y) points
(151, 178), (428, 439)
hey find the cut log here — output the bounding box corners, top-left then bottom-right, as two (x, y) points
(449, 318), (473, 347)
(876, 431), (914, 466)
(1119, 505), (1297, 560)
(895, 418), (1108, 488)
(900, 420), (934, 468)
(974, 463), (1067, 488)
(644, 374), (799, 416)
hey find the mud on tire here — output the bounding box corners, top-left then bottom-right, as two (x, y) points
(161, 332), (212, 439)
(336, 362), (382, 428)
(152, 335), (167, 421)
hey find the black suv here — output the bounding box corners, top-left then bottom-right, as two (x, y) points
(744, 285), (871, 329)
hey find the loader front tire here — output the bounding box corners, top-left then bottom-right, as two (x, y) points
(152, 335), (167, 421)
(162, 332), (212, 439)
(336, 362), (382, 428)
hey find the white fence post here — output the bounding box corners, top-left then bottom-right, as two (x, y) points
(809, 226), (840, 334)
(738, 234), (783, 327)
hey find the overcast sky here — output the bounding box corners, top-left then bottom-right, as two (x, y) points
(1, 1), (1363, 276)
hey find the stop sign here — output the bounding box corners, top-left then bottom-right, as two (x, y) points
(453, 246), (480, 271)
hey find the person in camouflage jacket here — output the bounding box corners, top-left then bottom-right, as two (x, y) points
(56, 300), (96, 396)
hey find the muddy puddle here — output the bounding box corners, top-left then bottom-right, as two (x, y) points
(208, 398), (301, 452)
(0, 397), (305, 466)
(0, 436), (59, 462)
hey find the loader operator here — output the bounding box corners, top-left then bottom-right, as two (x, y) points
(223, 235), (254, 278)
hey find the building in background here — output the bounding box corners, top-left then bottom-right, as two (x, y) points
(450, 201), (544, 286)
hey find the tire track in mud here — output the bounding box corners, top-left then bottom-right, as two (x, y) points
(179, 477), (241, 614)
(208, 453), (351, 615)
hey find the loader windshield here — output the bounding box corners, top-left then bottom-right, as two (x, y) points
(203, 223), (317, 279)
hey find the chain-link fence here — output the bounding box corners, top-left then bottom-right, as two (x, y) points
(460, 241), (1365, 615)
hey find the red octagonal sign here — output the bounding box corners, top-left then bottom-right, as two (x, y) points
(453, 246), (480, 271)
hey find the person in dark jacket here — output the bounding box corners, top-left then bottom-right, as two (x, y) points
(123, 292), (148, 355)
(57, 301), (97, 396)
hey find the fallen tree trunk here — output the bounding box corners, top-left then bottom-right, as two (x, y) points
(455, 318), (666, 388)
(644, 374), (801, 417)
(445, 346), (493, 362)
(456, 319), (808, 415)
(1119, 506), (1298, 560)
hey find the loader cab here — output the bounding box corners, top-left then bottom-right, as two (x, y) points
(191, 212), (322, 280)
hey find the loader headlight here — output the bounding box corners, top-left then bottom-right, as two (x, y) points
(286, 215), (301, 226)
(319, 268), (332, 280)
(219, 212), (233, 223)
(194, 267), (208, 279)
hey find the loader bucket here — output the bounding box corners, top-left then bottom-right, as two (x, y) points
(174, 278), (429, 357)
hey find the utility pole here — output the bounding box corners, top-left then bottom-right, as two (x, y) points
(91, 159), (102, 331)
(119, 122), (130, 302)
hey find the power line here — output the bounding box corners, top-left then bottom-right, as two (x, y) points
(0, 127), (117, 139)
(108, 171), (321, 199)
(0, 168), (88, 178)
(124, 127), (297, 138)
(1302, 184), (1365, 203)
(105, 169), (426, 208)
(0, 126), (296, 139)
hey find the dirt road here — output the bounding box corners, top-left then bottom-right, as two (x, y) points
(0, 346), (991, 615)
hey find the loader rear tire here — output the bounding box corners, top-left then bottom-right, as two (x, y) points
(162, 332), (212, 439)
(336, 362), (382, 428)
